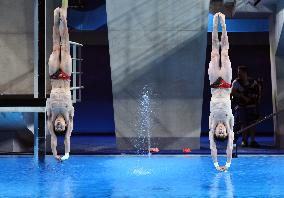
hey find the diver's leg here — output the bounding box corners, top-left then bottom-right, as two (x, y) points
(219, 13), (232, 83)
(59, 9), (72, 76)
(208, 13), (221, 83)
(48, 8), (61, 76)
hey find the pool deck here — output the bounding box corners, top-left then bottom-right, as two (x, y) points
(52, 135), (284, 155)
(1, 135), (283, 155)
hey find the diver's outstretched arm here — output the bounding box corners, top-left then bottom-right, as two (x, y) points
(223, 116), (234, 171)
(61, 135), (70, 161)
(225, 133), (234, 170)
(209, 117), (220, 170)
(61, 106), (74, 161)
(226, 138), (233, 163)
(50, 134), (61, 160)
(226, 116), (234, 163)
(47, 101), (61, 160)
(48, 119), (60, 160)
(209, 130), (221, 170)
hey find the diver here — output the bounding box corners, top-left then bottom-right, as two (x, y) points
(46, 2), (74, 161)
(208, 12), (234, 171)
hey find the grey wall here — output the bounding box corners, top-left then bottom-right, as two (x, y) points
(0, 0), (58, 95)
(0, 0), (35, 152)
(0, 0), (34, 94)
(269, 1), (284, 148)
(0, 0), (58, 153)
(106, 0), (209, 149)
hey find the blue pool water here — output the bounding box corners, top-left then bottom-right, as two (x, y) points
(0, 155), (283, 197)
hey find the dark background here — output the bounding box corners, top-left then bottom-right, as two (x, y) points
(69, 1), (274, 136)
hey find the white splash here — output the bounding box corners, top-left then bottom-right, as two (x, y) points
(134, 85), (154, 155)
(132, 167), (152, 176)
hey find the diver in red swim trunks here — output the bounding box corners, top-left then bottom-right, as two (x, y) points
(49, 5), (72, 80)
(208, 13), (234, 171)
(46, 5), (74, 161)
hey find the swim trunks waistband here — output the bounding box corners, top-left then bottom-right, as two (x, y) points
(210, 77), (231, 89)
(50, 70), (70, 80)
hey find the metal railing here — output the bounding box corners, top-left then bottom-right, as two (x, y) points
(69, 41), (84, 103)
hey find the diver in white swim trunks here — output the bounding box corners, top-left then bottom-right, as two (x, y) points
(208, 12), (234, 171)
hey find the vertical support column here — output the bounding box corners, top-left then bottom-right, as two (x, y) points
(34, 0), (39, 98)
(33, 112), (39, 159)
(72, 45), (77, 103)
(38, 0), (46, 99)
(34, 112), (46, 161)
(269, 1), (284, 148)
(38, 112), (46, 160)
(35, 0), (46, 159)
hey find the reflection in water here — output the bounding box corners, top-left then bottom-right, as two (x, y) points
(132, 167), (152, 176)
(33, 161), (75, 198)
(47, 164), (74, 198)
(209, 172), (234, 198)
(48, 175), (74, 198)
(2, 156), (284, 197)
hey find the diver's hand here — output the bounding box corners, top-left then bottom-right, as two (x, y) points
(61, 153), (69, 161)
(219, 166), (228, 172)
(54, 155), (61, 161)
(214, 162), (221, 171)
(215, 166), (222, 171)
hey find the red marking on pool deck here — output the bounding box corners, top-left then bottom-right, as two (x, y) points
(149, 148), (160, 153)
(183, 148), (191, 153)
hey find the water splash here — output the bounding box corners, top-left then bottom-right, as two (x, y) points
(134, 85), (155, 156)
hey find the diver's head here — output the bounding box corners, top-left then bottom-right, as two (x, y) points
(54, 115), (66, 132)
(214, 122), (228, 142)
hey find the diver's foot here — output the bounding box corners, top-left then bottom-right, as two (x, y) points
(219, 13), (226, 25)
(59, 9), (68, 38)
(213, 13), (219, 30)
(54, 7), (60, 26)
